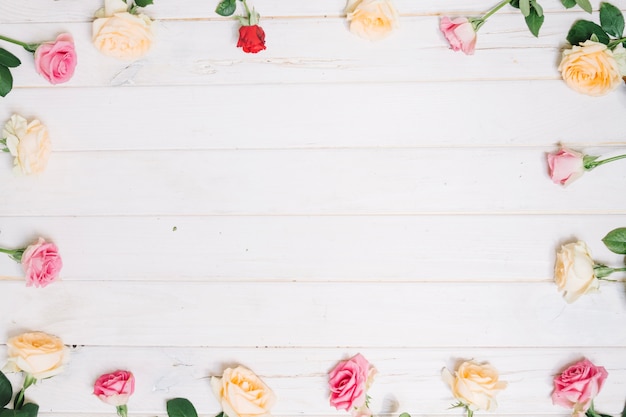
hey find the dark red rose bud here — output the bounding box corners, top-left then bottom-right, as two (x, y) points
(237, 24), (266, 53)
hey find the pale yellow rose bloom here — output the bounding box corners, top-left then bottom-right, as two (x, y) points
(558, 40), (622, 96)
(4, 332), (69, 380)
(3, 114), (51, 175)
(93, 0), (154, 60)
(345, 0), (399, 41)
(442, 360), (507, 412)
(554, 241), (599, 303)
(211, 366), (276, 417)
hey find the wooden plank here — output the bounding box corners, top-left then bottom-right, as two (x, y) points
(0, 347), (624, 415)
(1, 81), (626, 151)
(0, 148), (625, 216)
(0, 282), (623, 347)
(1, 215), (625, 282)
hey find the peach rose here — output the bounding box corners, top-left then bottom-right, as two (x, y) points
(5, 331), (69, 380)
(442, 360), (507, 412)
(345, 0), (399, 41)
(558, 40), (622, 96)
(440, 17), (477, 55)
(2, 114), (51, 175)
(554, 241), (599, 303)
(93, 0), (154, 60)
(211, 366), (276, 417)
(547, 146), (585, 186)
(552, 358), (608, 417)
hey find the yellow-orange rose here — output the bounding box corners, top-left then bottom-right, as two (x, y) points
(558, 40), (622, 96)
(5, 331), (69, 380)
(93, 0), (154, 60)
(2, 114), (51, 175)
(345, 0), (398, 41)
(211, 366), (276, 417)
(554, 241), (599, 303)
(442, 360), (507, 412)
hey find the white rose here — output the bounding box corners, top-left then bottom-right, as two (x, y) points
(554, 241), (599, 303)
(2, 114), (51, 175)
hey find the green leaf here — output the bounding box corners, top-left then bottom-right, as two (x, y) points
(600, 2), (625, 37)
(0, 66), (13, 97)
(531, 0), (544, 17)
(0, 404), (39, 417)
(0, 49), (20, 68)
(520, 0), (531, 16)
(602, 227), (626, 254)
(525, 7), (545, 37)
(566, 20), (611, 45)
(166, 398), (198, 417)
(621, 400), (626, 417)
(576, 0), (593, 13)
(399, 414), (412, 417)
(134, 0), (154, 7)
(0, 372), (11, 408)
(215, 0), (236, 16)
(562, 0), (577, 8)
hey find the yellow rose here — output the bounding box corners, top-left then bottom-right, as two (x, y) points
(2, 114), (51, 175)
(554, 241), (599, 303)
(5, 331), (69, 380)
(442, 360), (507, 412)
(93, 0), (154, 60)
(211, 366), (276, 417)
(558, 40), (622, 96)
(345, 0), (398, 41)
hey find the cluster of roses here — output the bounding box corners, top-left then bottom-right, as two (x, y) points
(329, 353), (620, 417)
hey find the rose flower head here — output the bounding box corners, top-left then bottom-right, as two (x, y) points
(547, 146), (585, 186)
(34, 33), (77, 84)
(2, 114), (51, 175)
(552, 358), (608, 417)
(328, 353), (376, 415)
(442, 360), (507, 412)
(345, 0), (399, 41)
(211, 365), (276, 417)
(554, 241), (599, 303)
(559, 40), (622, 96)
(5, 331), (69, 380)
(440, 17), (477, 55)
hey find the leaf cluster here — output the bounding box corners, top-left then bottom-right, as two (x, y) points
(0, 372), (38, 417)
(566, 2), (625, 47)
(124, 0), (154, 15)
(509, 0), (590, 37)
(0, 48), (21, 98)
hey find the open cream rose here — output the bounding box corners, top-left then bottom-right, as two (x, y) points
(442, 360), (507, 412)
(558, 40), (622, 96)
(5, 331), (69, 380)
(345, 0), (398, 41)
(555, 241), (599, 303)
(93, 0), (154, 60)
(2, 114), (51, 175)
(211, 366), (276, 417)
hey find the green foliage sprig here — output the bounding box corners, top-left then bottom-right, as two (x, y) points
(0, 48), (21, 97)
(566, 2), (626, 48)
(0, 371), (39, 417)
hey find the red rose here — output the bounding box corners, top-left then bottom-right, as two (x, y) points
(237, 25), (266, 53)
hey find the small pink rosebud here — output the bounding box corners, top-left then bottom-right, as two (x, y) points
(440, 17), (477, 55)
(94, 370), (135, 407)
(547, 146), (585, 186)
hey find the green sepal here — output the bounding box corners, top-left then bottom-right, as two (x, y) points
(567, 20), (610, 45)
(215, 0), (236, 16)
(0, 49), (20, 68)
(0, 66), (13, 98)
(0, 372), (11, 408)
(525, 6), (544, 36)
(600, 2), (625, 38)
(576, 0), (593, 13)
(583, 154), (600, 169)
(562, 0), (577, 8)
(166, 398), (198, 417)
(593, 264), (615, 278)
(602, 227), (626, 254)
(134, 0), (154, 7)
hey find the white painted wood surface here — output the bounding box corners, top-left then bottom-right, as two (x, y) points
(0, 1), (625, 416)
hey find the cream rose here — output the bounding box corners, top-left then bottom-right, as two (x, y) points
(5, 331), (69, 380)
(211, 366), (276, 417)
(558, 40), (622, 96)
(345, 0), (398, 41)
(2, 114), (51, 175)
(93, 0), (154, 60)
(442, 360), (507, 412)
(554, 241), (599, 303)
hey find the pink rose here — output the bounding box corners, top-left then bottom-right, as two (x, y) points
(547, 147), (585, 186)
(552, 358), (608, 416)
(440, 17), (477, 55)
(21, 237), (63, 288)
(34, 33), (77, 85)
(328, 353), (376, 414)
(94, 370), (135, 407)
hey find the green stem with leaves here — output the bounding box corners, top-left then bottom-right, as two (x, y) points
(0, 247), (25, 262)
(13, 374), (36, 410)
(584, 154), (626, 170)
(0, 34), (38, 53)
(608, 37), (626, 49)
(472, 0), (512, 31)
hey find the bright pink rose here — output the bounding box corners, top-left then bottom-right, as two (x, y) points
(328, 353), (375, 414)
(21, 237), (63, 288)
(552, 358), (608, 416)
(440, 16), (477, 55)
(94, 370), (135, 407)
(34, 33), (77, 85)
(547, 147), (585, 186)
